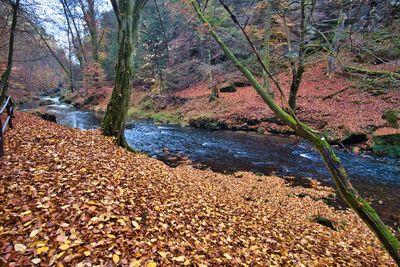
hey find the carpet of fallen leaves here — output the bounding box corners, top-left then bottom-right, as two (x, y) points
(173, 62), (400, 138)
(0, 113), (396, 266)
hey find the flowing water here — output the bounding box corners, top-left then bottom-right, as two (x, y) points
(21, 97), (400, 231)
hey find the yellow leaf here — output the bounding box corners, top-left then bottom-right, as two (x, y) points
(35, 240), (48, 247)
(117, 219), (126, 226)
(113, 254), (120, 264)
(224, 253), (233, 260)
(84, 250), (91, 256)
(30, 229), (40, 238)
(130, 259), (141, 267)
(14, 243), (26, 252)
(107, 234), (116, 239)
(37, 246), (49, 254)
(20, 210), (32, 216)
(173, 256), (186, 262)
(131, 221), (140, 229)
(146, 261), (157, 267)
(31, 258), (41, 265)
(56, 251), (65, 259)
(59, 244), (70, 250)
(23, 221), (33, 227)
(158, 251), (167, 258)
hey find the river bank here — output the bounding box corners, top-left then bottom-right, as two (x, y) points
(59, 62), (400, 158)
(0, 112), (397, 266)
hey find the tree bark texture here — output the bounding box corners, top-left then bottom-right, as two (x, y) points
(0, 0), (20, 102)
(102, 0), (148, 146)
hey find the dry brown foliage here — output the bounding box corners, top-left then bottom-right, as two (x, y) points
(0, 113), (395, 266)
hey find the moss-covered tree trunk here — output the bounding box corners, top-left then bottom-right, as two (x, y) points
(191, 1), (400, 264)
(0, 0), (20, 102)
(102, 0), (148, 146)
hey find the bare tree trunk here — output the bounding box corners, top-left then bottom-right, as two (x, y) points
(60, 0), (87, 69)
(191, 1), (400, 264)
(153, 0), (169, 63)
(79, 0), (100, 63)
(327, 8), (347, 77)
(0, 0), (20, 102)
(207, 46), (213, 89)
(67, 26), (75, 92)
(288, 0), (308, 111)
(102, 0), (148, 146)
(60, 0), (76, 91)
(262, 0), (272, 94)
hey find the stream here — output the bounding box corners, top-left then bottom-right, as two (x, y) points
(21, 97), (400, 231)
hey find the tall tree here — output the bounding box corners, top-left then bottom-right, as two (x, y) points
(0, 0), (20, 102)
(191, 1), (400, 264)
(78, 0), (101, 63)
(102, 0), (148, 146)
(59, 0), (88, 69)
(262, 0), (272, 94)
(286, 0), (314, 111)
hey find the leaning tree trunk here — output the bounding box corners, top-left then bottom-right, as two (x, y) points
(102, 0), (147, 146)
(0, 0), (20, 102)
(191, 1), (400, 264)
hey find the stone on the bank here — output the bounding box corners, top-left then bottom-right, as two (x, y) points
(372, 128), (400, 157)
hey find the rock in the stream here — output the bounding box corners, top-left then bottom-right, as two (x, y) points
(32, 111), (57, 123)
(341, 132), (368, 146)
(39, 99), (54, 106)
(41, 113), (57, 123)
(372, 128), (400, 157)
(188, 117), (228, 130)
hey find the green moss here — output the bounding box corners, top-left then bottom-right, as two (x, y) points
(382, 109), (400, 128)
(188, 116), (228, 130)
(353, 77), (399, 96)
(372, 133), (400, 158)
(139, 95), (155, 110)
(127, 107), (182, 124)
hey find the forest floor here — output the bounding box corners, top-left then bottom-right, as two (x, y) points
(0, 112), (396, 266)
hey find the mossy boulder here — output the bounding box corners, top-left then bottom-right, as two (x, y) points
(220, 83), (236, 93)
(372, 128), (400, 157)
(31, 111), (57, 123)
(382, 109), (399, 128)
(83, 95), (100, 106)
(189, 117), (227, 130)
